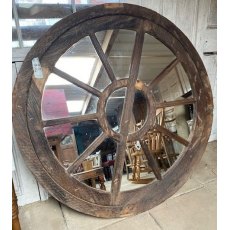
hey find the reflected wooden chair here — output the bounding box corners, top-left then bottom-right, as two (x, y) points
(77, 155), (106, 190)
(76, 166), (106, 191)
(125, 120), (152, 182)
(149, 108), (173, 170)
(125, 141), (151, 182)
(125, 109), (173, 183)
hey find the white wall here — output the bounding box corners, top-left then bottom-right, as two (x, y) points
(12, 62), (49, 206)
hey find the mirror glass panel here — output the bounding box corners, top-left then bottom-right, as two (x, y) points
(41, 30), (194, 192)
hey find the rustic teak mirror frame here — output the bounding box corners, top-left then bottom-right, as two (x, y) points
(12, 3), (213, 218)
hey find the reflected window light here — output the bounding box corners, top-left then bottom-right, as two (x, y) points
(19, 18), (61, 27)
(67, 100), (84, 113)
(46, 57), (95, 86)
(45, 73), (69, 85)
(23, 40), (37, 47)
(54, 56), (95, 84)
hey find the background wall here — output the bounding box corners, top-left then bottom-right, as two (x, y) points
(121, 0), (217, 141)
(12, 0), (217, 206)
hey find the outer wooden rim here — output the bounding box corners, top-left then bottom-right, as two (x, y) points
(12, 3), (213, 218)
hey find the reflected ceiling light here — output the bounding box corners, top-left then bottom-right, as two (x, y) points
(66, 100), (84, 113)
(46, 57), (95, 86)
(45, 73), (69, 86)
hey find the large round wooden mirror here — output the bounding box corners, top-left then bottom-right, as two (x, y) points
(13, 3), (213, 218)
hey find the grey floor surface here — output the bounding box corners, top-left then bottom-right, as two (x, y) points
(18, 141), (217, 230)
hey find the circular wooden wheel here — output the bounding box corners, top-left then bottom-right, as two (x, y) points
(13, 3), (213, 218)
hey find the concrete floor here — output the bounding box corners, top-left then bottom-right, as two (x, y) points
(18, 141), (217, 230)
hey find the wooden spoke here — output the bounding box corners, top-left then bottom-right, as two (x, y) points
(90, 33), (116, 82)
(81, 30), (119, 115)
(67, 132), (107, 174)
(53, 67), (102, 97)
(156, 98), (196, 108)
(155, 124), (189, 146)
(43, 113), (98, 127)
(148, 58), (179, 89)
(111, 26), (145, 205)
(140, 140), (162, 180)
(129, 29), (145, 83)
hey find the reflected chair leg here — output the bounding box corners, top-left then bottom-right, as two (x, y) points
(136, 155), (141, 181)
(125, 158), (130, 180)
(162, 136), (173, 166)
(98, 175), (106, 191)
(132, 156), (136, 180)
(159, 153), (167, 171)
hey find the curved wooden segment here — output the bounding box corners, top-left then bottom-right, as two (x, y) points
(155, 124), (189, 146)
(110, 26), (145, 205)
(155, 98), (196, 108)
(90, 33), (116, 82)
(140, 140), (162, 180)
(148, 58), (179, 89)
(67, 132), (107, 174)
(53, 67), (102, 97)
(43, 113), (98, 127)
(104, 30), (120, 56)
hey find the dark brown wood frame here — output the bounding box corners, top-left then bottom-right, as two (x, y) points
(12, 3), (213, 218)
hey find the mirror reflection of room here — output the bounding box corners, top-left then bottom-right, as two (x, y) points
(41, 29), (194, 192)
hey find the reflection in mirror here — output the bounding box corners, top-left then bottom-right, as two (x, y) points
(40, 28), (196, 192)
(106, 29), (136, 79)
(105, 87), (126, 132)
(44, 124), (78, 168)
(164, 102), (194, 153)
(44, 120), (102, 170)
(118, 103), (194, 190)
(128, 90), (147, 134)
(138, 33), (175, 85)
(73, 120), (102, 155)
(74, 138), (117, 191)
(56, 35), (112, 92)
(105, 87), (147, 135)
(41, 74), (99, 120)
(152, 61), (192, 103)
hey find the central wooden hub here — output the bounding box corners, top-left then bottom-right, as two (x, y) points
(97, 79), (156, 142)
